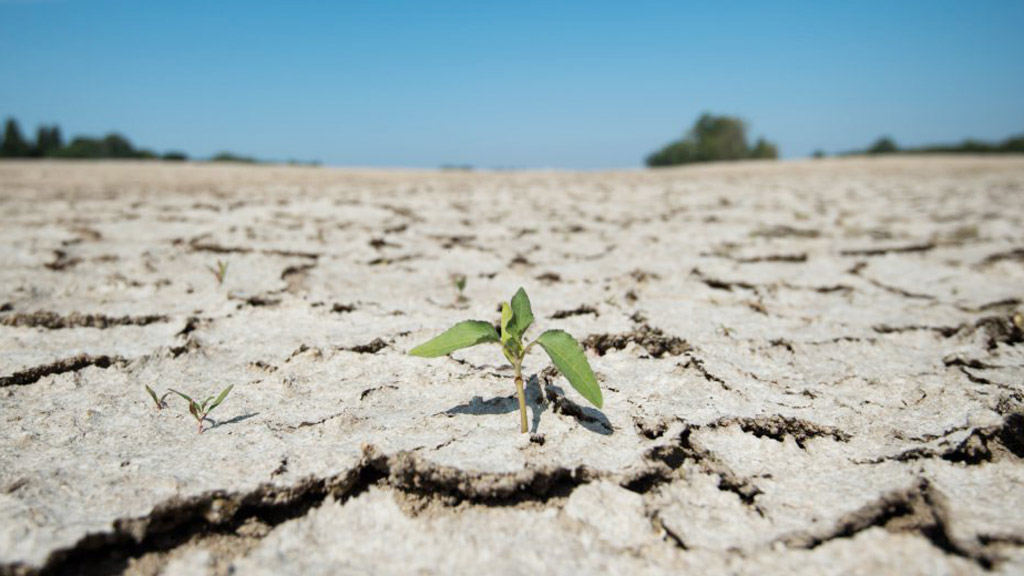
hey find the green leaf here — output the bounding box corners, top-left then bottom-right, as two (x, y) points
(168, 389), (194, 405)
(534, 330), (603, 409)
(506, 287), (534, 342)
(500, 302), (512, 345)
(409, 320), (500, 357)
(145, 385), (162, 408)
(208, 385), (233, 413)
(169, 388), (203, 419)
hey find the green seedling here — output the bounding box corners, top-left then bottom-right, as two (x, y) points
(207, 259), (229, 285)
(410, 287), (602, 433)
(144, 385), (171, 410)
(451, 273), (468, 305)
(452, 273), (467, 294)
(168, 385), (234, 433)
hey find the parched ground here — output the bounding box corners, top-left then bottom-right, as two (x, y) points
(1, 157), (1022, 575)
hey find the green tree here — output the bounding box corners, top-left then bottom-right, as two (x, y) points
(867, 136), (898, 154)
(646, 113), (779, 167)
(1, 118), (32, 157)
(34, 125), (63, 157)
(691, 114), (750, 162)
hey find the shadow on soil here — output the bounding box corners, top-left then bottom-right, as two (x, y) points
(443, 376), (613, 436)
(209, 412), (260, 430)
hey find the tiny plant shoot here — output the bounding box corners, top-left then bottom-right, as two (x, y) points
(451, 273), (468, 305)
(169, 385), (234, 433)
(207, 260), (229, 285)
(145, 385), (170, 410)
(410, 287), (602, 433)
(452, 273), (467, 294)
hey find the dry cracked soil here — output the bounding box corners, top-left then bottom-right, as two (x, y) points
(1, 157), (1023, 575)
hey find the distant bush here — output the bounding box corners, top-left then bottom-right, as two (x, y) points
(749, 138), (779, 160)
(53, 137), (97, 158)
(210, 151), (258, 163)
(646, 140), (697, 167)
(54, 133), (147, 159)
(646, 113), (779, 167)
(812, 149), (826, 159)
(106, 133), (138, 157)
(162, 151), (188, 161)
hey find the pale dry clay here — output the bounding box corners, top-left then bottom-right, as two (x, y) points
(0, 157), (1022, 575)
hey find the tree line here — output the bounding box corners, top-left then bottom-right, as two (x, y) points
(646, 113), (1024, 167)
(1, 117), (188, 160)
(836, 134), (1024, 157)
(0, 117), (314, 164)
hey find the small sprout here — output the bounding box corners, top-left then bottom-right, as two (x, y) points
(168, 384), (234, 433)
(145, 384), (170, 410)
(206, 260), (229, 285)
(410, 287), (602, 433)
(451, 273), (468, 305)
(452, 273), (467, 294)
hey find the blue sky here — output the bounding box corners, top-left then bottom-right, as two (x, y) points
(2, 0), (1023, 168)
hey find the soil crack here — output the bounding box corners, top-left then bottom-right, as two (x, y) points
(678, 355), (730, 390)
(281, 262), (317, 294)
(780, 479), (995, 569)
(625, 424), (763, 513)
(710, 415), (852, 448)
(839, 243), (935, 257)
(550, 305), (599, 319)
(691, 268), (757, 292)
(1, 446), (601, 575)
(873, 324), (962, 337)
(874, 412), (1024, 465)
(0, 354), (126, 387)
(584, 324), (690, 358)
(339, 338), (389, 354)
(0, 311), (168, 330)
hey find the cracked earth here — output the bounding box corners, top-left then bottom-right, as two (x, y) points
(1, 158), (1023, 575)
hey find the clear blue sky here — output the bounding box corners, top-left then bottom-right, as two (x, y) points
(2, 0), (1023, 168)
